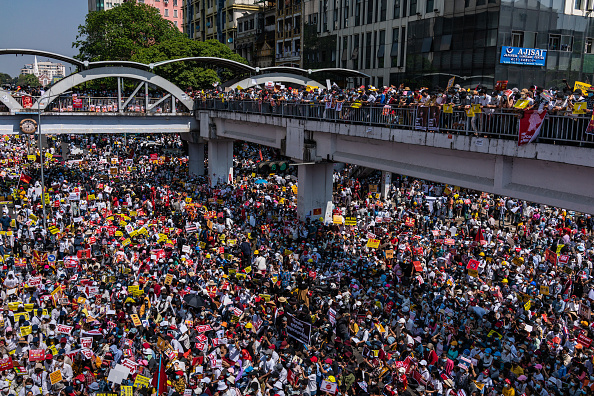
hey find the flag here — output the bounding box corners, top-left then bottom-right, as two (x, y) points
(474, 228), (485, 244)
(19, 174), (32, 184)
(518, 109), (547, 146)
(152, 354), (167, 395)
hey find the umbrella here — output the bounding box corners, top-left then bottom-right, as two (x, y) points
(254, 179), (268, 185)
(183, 293), (207, 309)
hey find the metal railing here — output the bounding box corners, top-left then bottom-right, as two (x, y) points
(1, 96), (186, 114)
(197, 99), (594, 147)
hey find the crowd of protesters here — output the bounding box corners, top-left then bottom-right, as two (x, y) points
(0, 131), (587, 396)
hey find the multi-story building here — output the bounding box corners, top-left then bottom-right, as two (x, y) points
(183, 0), (260, 51)
(89, 0), (183, 31)
(304, 0), (594, 89)
(235, 2), (277, 67)
(275, 0), (303, 66)
(21, 57), (66, 86)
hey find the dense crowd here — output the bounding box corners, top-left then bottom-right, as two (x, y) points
(0, 132), (589, 396)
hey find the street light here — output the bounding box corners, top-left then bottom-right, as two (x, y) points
(21, 89), (71, 234)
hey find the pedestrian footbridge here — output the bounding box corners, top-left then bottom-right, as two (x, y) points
(1, 49), (594, 216)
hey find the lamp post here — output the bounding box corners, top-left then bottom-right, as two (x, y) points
(25, 89), (71, 234)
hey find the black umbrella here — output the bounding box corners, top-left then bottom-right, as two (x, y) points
(183, 293), (207, 309)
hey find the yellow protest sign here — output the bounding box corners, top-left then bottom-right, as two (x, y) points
(468, 269), (479, 278)
(134, 374), (150, 388)
(442, 103), (453, 114)
(24, 303), (34, 311)
(514, 99), (530, 109)
(244, 266), (252, 274)
(540, 285), (549, 295)
(291, 185), (298, 194)
(20, 325), (32, 336)
(164, 274), (173, 285)
(366, 238), (380, 248)
(345, 217), (357, 226)
(573, 102), (588, 115)
(115, 231), (123, 237)
(128, 285), (139, 293)
(27, 155), (36, 161)
(122, 385), (133, 396)
(466, 107), (475, 117)
(471, 103), (482, 114)
(130, 314), (142, 327)
(7, 302), (20, 311)
(574, 81), (592, 92)
(524, 300), (531, 311)
(332, 215), (343, 225)
(49, 370), (63, 384)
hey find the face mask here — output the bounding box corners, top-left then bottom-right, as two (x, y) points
(25, 385), (32, 390)
(83, 371), (88, 375)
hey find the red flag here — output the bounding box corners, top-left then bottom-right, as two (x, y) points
(474, 228), (485, 243)
(259, 149), (263, 161)
(151, 355), (167, 395)
(19, 174), (32, 184)
(518, 109), (547, 146)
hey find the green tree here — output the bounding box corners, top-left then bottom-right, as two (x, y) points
(132, 37), (248, 88)
(16, 74), (40, 88)
(0, 73), (11, 85)
(72, 2), (248, 89)
(73, 2), (182, 61)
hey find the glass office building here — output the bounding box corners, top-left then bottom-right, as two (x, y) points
(306, 0), (594, 89)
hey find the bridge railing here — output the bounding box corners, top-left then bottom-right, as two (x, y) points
(196, 99), (594, 147)
(1, 96), (185, 114)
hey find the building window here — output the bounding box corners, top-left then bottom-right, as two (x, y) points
(367, 0), (374, 24)
(426, 0), (434, 12)
(391, 27), (399, 67)
(365, 32), (372, 69)
(549, 34), (573, 51)
(575, 0), (583, 10)
(409, 0), (417, 15)
(355, 0), (361, 26)
(175, 21), (178, 27)
(165, 8), (169, 17)
(377, 29), (385, 67)
(586, 38), (594, 54)
(421, 37), (432, 52)
(173, 0), (177, 5)
(394, 0), (400, 18)
(174, 9), (178, 18)
(511, 31), (523, 47)
(379, 0), (387, 22)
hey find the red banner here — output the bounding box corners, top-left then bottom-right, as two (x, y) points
(466, 259), (480, 271)
(22, 96), (32, 109)
(29, 350), (45, 361)
(518, 110), (547, 146)
(0, 357), (13, 371)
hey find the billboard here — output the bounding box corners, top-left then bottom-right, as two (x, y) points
(500, 46), (547, 66)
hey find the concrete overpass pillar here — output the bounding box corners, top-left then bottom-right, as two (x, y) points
(381, 171), (392, 199)
(188, 142), (205, 177)
(297, 162), (334, 220)
(208, 139), (233, 187)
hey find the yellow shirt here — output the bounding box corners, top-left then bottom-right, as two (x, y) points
(502, 385), (516, 396)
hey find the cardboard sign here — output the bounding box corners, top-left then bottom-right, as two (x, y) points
(466, 259), (480, 271)
(56, 324), (73, 334)
(81, 337), (93, 349)
(29, 350), (45, 361)
(320, 380), (338, 394)
(164, 274), (173, 285)
(539, 285), (549, 296)
(134, 374), (151, 388)
(468, 269), (479, 278)
(49, 369), (63, 384)
(413, 261), (423, 272)
(131, 314), (142, 327)
(578, 333), (592, 348)
(385, 250), (394, 259)
(121, 386), (133, 396)
(366, 238), (380, 248)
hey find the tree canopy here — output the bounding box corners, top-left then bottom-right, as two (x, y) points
(132, 37), (248, 88)
(16, 74), (41, 88)
(72, 2), (248, 88)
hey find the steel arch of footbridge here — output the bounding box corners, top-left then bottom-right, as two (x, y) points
(34, 66), (194, 111)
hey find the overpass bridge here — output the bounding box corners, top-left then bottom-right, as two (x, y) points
(2, 96), (594, 217)
(1, 49), (593, 217)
